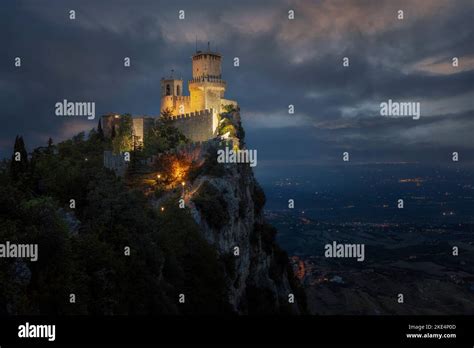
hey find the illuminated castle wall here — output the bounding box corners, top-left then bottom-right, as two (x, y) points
(160, 49), (237, 136)
(101, 49), (237, 144)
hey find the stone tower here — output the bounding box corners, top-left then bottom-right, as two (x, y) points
(158, 47), (237, 138)
(160, 75), (190, 115)
(188, 49), (226, 114)
(161, 77), (183, 98)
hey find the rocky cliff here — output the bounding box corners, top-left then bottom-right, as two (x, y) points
(172, 111), (306, 314)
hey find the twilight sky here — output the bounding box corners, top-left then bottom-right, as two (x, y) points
(1, 0), (473, 174)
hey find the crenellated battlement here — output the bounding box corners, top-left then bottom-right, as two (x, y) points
(162, 95), (190, 102)
(157, 49), (235, 142)
(189, 77), (226, 85)
(164, 108), (214, 120)
(162, 108), (217, 142)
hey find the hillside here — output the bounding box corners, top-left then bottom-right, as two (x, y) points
(0, 110), (306, 315)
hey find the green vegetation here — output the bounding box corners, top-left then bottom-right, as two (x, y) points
(0, 130), (231, 315)
(0, 109), (300, 315)
(112, 114), (133, 153)
(143, 119), (188, 158)
(217, 118), (237, 137)
(217, 109), (245, 148)
(10, 136), (29, 182)
(222, 104), (237, 113)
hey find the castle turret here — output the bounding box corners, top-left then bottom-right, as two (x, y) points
(192, 50), (222, 79)
(160, 75), (190, 115)
(161, 77), (183, 98)
(189, 49), (226, 115)
(159, 47), (237, 139)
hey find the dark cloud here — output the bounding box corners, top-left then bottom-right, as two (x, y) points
(0, 0), (473, 174)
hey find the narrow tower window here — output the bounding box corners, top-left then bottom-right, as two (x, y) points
(166, 84), (171, 96)
(176, 85), (181, 96)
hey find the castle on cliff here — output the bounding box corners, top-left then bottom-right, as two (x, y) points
(101, 47), (237, 144)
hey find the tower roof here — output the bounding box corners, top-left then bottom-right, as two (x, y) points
(161, 77), (183, 81)
(192, 50), (221, 58)
(193, 42), (221, 58)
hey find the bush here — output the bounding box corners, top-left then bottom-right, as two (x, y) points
(219, 124), (237, 137)
(143, 120), (188, 156)
(222, 104), (237, 113)
(112, 115), (134, 153)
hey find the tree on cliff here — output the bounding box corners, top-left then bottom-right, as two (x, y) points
(10, 135), (29, 182)
(97, 119), (104, 139)
(143, 120), (188, 157)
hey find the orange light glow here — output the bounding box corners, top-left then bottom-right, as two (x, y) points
(171, 160), (190, 183)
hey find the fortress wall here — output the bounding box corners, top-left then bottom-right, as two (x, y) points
(205, 89), (223, 114)
(189, 86), (206, 112)
(189, 82), (226, 114)
(168, 109), (215, 142)
(103, 150), (127, 176)
(160, 95), (191, 115)
(132, 117), (154, 142)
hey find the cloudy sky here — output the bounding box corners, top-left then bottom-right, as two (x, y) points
(1, 0), (473, 175)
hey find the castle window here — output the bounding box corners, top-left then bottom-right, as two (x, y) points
(176, 85), (180, 96)
(166, 84), (171, 96)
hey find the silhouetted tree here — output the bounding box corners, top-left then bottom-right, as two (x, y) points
(10, 135), (28, 181)
(97, 119), (104, 139)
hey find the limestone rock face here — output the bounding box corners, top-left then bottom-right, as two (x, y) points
(187, 143), (303, 314)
